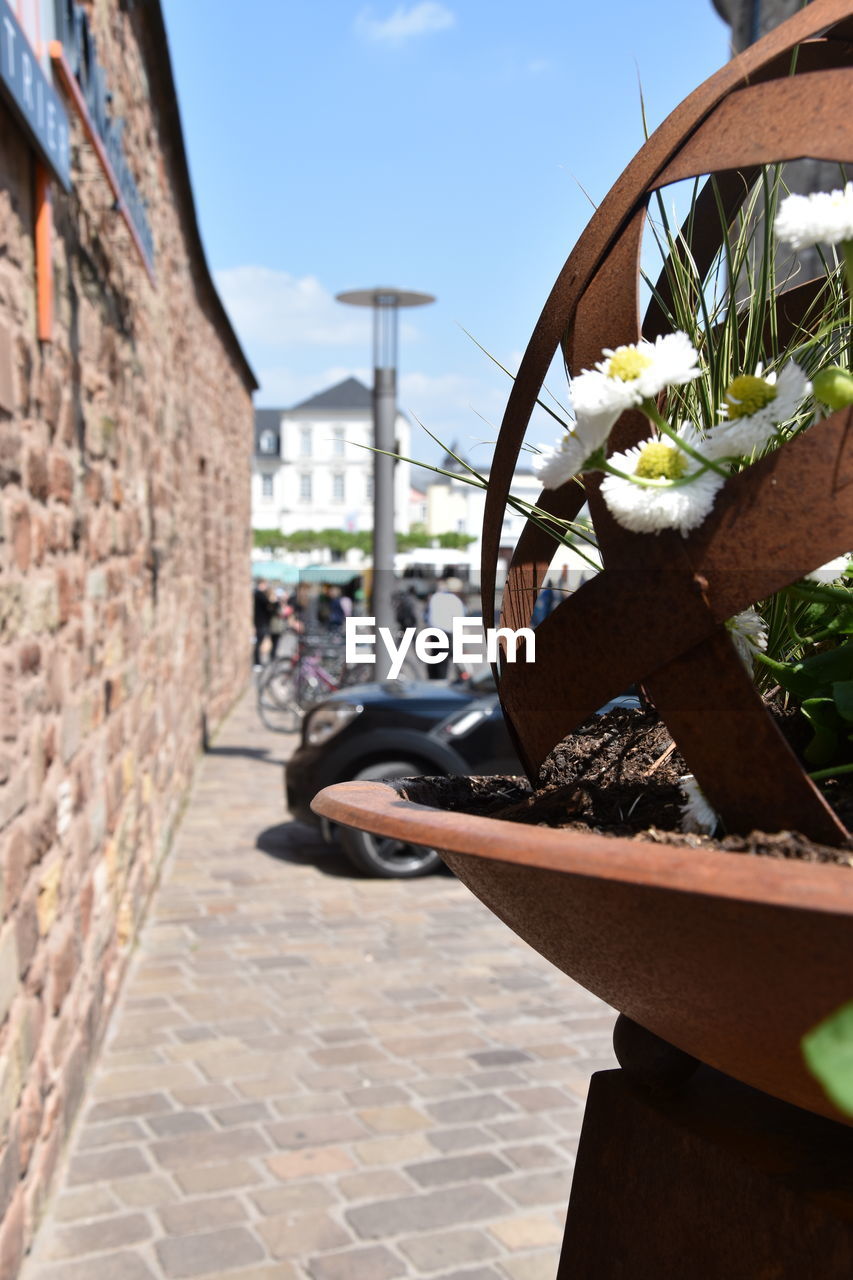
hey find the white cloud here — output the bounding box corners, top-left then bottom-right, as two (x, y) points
(214, 266), (370, 350)
(355, 2), (455, 44)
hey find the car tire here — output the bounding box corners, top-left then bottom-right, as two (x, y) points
(338, 760), (443, 878)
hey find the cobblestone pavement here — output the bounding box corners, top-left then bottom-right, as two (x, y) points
(21, 686), (617, 1280)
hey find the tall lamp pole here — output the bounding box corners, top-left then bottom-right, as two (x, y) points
(336, 287), (435, 678)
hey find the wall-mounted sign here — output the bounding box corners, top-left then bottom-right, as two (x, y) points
(0, 0), (70, 189)
(51, 0), (155, 276)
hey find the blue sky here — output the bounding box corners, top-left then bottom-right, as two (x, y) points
(160, 0), (731, 469)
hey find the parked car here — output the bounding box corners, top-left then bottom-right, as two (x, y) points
(285, 672), (639, 879)
(285, 668), (519, 878)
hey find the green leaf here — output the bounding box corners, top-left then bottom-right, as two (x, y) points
(797, 642), (853, 687)
(801, 697), (840, 767)
(834, 680), (853, 723)
(802, 1002), (853, 1117)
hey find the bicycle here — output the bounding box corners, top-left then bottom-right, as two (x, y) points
(256, 630), (359, 732)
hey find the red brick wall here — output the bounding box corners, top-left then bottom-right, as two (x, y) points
(0, 5), (254, 1266)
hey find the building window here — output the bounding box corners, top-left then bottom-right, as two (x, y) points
(365, 473), (374, 502)
(332, 472), (345, 503)
(259, 430), (277, 454)
(261, 474), (273, 500)
(299, 426), (312, 457)
(332, 427), (345, 457)
(299, 472), (312, 502)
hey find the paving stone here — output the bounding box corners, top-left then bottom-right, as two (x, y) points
(426, 1126), (493, 1154)
(486, 1117), (556, 1143)
(66, 1147), (150, 1186)
(256, 1211), (350, 1258)
(172, 1161), (264, 1194)
(152, 1126), (269, 1169)
(52, 1186), (119, 1222)
(43, 1212), (152, 1260)
(356, 1104), (430, 1134)
(86, 1093), (173, 1123)
(170, 1084), (237, 1108)
(438, 1270), (503, 1280)
(405, 1151), (512, 1187)
(505, 1087), (575, 1113)
(501, 1168), (573, 1207)
(250, 1181), (335, 1218)
(268, 1113), (367, 1149)
(147, 1112), (214, 1138)
(77, 1121), (148, 1149)
(351, 1133), (434, 1166)
(223, 1268), (297, 1280)
(25, 1253), (157, 1279)
(502, 1255), (563, 1280)
(266, 1146), (355, 1179)
(112, 1174), (178, 1208)
(211, 1102), (270, 1127)
(155, 1226), (265, 1278)
(427, 1094), (515, 1125)
(306, 1244), (406, 1280)
(343, 1084), (409, 1107)
(488, 1214), (564, 1249)
(347, 1184), (511, 1239)
(336, 1169), (414, 1202)
(398, 1226), (500, 1271)
(501, 1143), (564, 1170)
(157, 1193), (247, 1235)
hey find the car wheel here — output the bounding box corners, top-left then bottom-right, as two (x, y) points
(338, 761), (443, 878)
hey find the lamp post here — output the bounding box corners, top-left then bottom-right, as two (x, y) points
(336, 287), (435, 678)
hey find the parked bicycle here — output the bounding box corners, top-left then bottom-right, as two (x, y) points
(256, 630), (359, 732)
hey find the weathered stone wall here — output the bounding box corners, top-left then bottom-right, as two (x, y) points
(0, 4), (254, 1269)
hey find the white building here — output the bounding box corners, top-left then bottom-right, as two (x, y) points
(252, 377), (412, 537)
(422, 449), (598, 590)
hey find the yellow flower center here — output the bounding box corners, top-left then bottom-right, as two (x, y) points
(634, 442), (688, 481)
(606, 347), (653, 381)
(724, 374), (777, 420)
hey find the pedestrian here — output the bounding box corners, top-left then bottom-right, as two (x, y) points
(252, 578), (276, 669)
(425, 577), (466, 680)
(327, 586), (346, 632)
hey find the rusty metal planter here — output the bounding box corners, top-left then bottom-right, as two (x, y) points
(313, 775), (853, 1125)
(314, 0), (853, 1130)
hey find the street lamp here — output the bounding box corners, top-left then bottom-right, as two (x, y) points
(337, 287), (435, 677)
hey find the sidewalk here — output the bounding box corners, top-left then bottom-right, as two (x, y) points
(21, 687), (618, 1280)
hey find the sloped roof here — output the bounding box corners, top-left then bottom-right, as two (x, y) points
(290, 377), (372, 411)
(254, 408), (281, 454)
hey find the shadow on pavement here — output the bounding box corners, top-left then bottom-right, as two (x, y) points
(256, 820), (355, 877)
(205, 744), (286, 766)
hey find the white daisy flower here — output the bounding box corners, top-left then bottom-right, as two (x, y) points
(725, 607), (768, 671)
(702, 363), (811, 460)
(600, 424), (724, 536)
(680, 774), (719, 835)
(805, 554), (851, 584)
(593, 331), (702, 400)
(533, 433), (589, 489)
(533, 403), (620, 490)
(775, 182), (853, 252)
(568, 332), (702, 432)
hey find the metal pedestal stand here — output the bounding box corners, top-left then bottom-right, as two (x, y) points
(558, 1017), (853, 1278)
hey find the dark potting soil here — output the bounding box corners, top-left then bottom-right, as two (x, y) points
(397, 706), (853, 869)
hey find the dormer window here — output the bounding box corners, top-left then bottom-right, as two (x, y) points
(259, 430), (277, 454)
